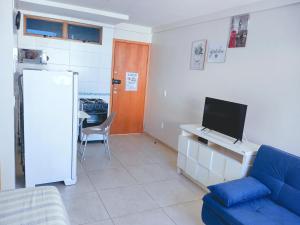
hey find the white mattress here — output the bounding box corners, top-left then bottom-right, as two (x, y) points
(0, 186), (70, 225)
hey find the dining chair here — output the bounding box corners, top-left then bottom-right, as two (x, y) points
(79, 112), (116, 162)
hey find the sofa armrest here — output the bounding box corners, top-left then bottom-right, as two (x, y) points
(208, 177), (271, 207)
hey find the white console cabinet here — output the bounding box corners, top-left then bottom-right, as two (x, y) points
(177, 124), (260, 188)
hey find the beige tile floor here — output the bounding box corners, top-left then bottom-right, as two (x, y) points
(55, 134), (206, 225)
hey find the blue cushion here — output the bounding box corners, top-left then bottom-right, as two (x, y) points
(208, 177), (271, 207)
(251, 145), (300, 216)
(203, 193), (300, 225)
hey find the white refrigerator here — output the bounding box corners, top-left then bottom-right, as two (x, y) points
(22, 69), (78, 187)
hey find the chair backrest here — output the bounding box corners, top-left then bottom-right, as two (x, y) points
(250, 145), (300, 216)
(99, 112), (116, 132)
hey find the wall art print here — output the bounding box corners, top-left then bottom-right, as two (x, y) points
(190, 39), (207, 70)
(228, 14), (250, 48)
(207, 43), (227, 63)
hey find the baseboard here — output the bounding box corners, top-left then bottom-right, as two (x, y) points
(64, 178), (77, 186)
(143, 132), (178, 153)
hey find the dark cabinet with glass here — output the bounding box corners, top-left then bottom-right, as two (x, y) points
(24, 16), (64, 38)
(23, 15), (102, 45)
(68, 24), (102, 44)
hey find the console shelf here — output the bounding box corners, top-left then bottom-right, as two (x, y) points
(177, 124), (260, 189)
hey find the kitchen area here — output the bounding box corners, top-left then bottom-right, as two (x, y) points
(14, 10), (113, 188)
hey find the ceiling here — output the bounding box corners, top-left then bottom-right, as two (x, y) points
(47, 0), (264, 27)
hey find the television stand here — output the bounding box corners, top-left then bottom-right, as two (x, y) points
(177, 124), (260, 189)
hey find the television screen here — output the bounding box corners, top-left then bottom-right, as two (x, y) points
(202, 97), (247, 141)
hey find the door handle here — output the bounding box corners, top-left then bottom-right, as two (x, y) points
(112, 79), (121, 85)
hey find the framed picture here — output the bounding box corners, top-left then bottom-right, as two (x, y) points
(228, 14), (250, 48)
(207, 43), (227, 63)
(190, 40), (207, 70)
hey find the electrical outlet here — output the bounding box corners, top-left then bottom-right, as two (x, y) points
(161, 122), (165, 129)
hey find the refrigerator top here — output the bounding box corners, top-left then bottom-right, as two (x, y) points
(22, 69), (78, 76)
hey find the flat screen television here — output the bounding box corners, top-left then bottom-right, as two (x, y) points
(202, 97), (247, 141)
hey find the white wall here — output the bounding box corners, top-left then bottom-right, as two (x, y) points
(0, 0), (16, 190)
(114, 23), (152, 43)
(145, 4), (300, 156)
(17, 10), (114, 102)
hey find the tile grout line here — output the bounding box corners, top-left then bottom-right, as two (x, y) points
(81, 144), (154, 222)
(83, 160), (199, 191)
(101, 198), (203, 224)
(82, 142), (203, 192)
(84, 157), (115, 224)
(81, 139), (169, 223)
(76, 134), (204, 225)
(111, 150), (141, 184)
(161, 208), (178, 225)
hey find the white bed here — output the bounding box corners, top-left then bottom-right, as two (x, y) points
(0, 186), (70, 225)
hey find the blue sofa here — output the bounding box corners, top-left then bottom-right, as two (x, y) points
(202, 145), (300, 225)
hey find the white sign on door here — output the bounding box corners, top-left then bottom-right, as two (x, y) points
(125, 72), (139, 91)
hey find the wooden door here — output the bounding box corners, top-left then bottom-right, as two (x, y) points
(111, 40), (150, 134)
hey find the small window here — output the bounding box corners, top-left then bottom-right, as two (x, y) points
(25, 17), (63, 38)
(23, 15), (103, 45)
(68, 24), (102, 44)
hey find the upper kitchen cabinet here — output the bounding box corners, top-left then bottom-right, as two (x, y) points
(68, 24), (102, 44)
(24, 16), (64, 39)
(23, 15), (103, 45)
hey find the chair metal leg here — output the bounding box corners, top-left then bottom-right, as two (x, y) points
(79, 137), (84, 155)
(106, 134), (111, 160)
(81, 135), (88, 162)
(103, 134), (108, 154)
